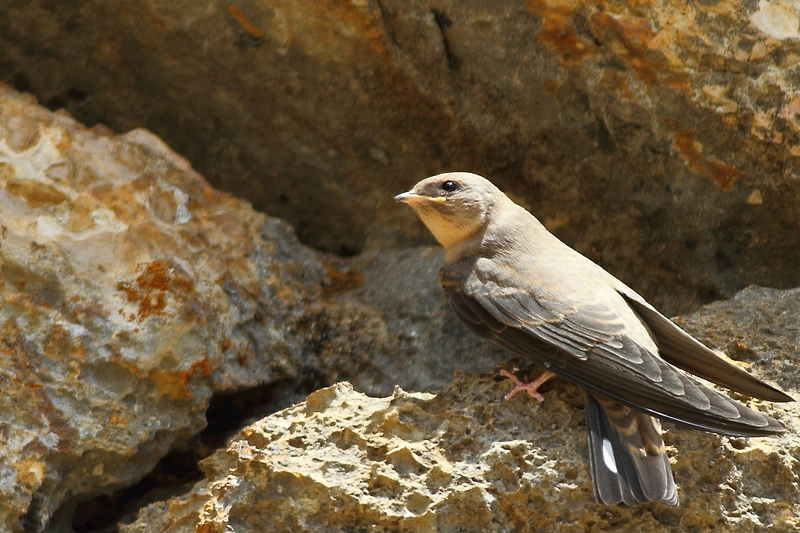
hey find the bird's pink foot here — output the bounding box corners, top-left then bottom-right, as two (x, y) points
(500, 369), (556, 403)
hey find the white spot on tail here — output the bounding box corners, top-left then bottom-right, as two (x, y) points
(602, 438), (618, 474)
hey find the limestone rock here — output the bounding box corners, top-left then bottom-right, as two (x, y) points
(0, 84), (332, 532)
(122, 379), (799, 533)
(122, 286), (800, 533)
(3, 1), (800, 313)
(330, 247), (510, 393)
(0, 84), (513, 532)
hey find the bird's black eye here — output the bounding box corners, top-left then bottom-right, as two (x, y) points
(441, 180), (458, 192)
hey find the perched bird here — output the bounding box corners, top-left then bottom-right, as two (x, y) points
(395, 172), (792, 506)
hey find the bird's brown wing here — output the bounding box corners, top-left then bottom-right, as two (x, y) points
(615, 286), (792, 403)
(442, 262), (785, 437)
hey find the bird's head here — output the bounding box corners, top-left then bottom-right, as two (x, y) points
(395, 172), (504, 248)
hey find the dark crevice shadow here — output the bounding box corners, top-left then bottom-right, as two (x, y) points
(64, 378), (309, 533)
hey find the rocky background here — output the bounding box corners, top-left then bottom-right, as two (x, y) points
(0, 1), (799, 532)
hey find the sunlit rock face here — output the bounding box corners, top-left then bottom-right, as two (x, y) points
(0, 85), (328, 532)
(0, 85), (511, 532)
(3, 1), (800, 314)
(124, 351), (800, 533)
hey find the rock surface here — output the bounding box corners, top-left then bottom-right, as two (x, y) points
(123, 286), (800, 533)
(0, 84), (517, 532)
(0, 83), (332, 532)
(331, 247), (510, 393)
(3, 1), (800, 313)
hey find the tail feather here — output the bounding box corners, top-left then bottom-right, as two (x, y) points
(586, 394), (678, 506)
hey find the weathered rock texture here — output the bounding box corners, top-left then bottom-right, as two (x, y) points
(332, 247), (510, 392)
(122, 370), (799, 532)
(0, 83), (331, 532)
(0, 84), (520, 532)
(123, 286), (800, 533)
(3, 0), (800, 313)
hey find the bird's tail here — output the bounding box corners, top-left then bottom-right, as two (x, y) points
(586, 393), (678, 506)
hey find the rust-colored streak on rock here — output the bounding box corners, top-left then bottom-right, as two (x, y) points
(117, 260), (195, 320)
(2, 318), (76, 452)
(590, 12), (691, 93)
(321, 0), (389, 60)
(148, 367), (193, 401)
(138, 292), (167, 318)
(116, 282), (140, 304)
(226, 6), (264, 38)
(322, 262), (364, 297)
(189, 358), (212, 379)
(6, 180), (68, 208)
(149, 359), (211, 401)
(136, 261), (193, 293)
(528, 1), (597, 64)
(674, 129), (742, 190)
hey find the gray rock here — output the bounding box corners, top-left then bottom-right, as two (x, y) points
(0, 85), (506, 532)
(334, 247), (510, 394)
(2, 1), (800, 313)
(122, 290), (800, 533)
(0, 85), (329, 532)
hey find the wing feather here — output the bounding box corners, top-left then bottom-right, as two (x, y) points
(442, 260), (785, 437)
(616, 286), (792, 403)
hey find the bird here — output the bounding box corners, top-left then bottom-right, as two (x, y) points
(395, 172), (792, 507)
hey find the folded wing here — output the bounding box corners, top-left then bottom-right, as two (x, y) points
(441, 260), (787, 437)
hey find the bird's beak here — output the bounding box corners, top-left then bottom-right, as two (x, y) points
(395, 191), (446, 205)
(394, 191), (417, 203)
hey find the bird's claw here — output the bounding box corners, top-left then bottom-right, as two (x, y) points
(500, 369), (556, 403)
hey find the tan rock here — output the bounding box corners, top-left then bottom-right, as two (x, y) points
(3, 1), (800, 313)
(123, 285), (800, 532)
(122, 370), (799, 533)
(0, 84), (329, 532)
(0, 85), (516, 532)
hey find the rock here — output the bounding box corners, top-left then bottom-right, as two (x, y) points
(672, 286), (800, 397)
(3, 1), (800, 313)
(330, 247), (510, 393)
(122, 286), (800, 533)
(121, 381), (799, 533)
(0, 84), (332, 533)
(0, 85), (514, 532)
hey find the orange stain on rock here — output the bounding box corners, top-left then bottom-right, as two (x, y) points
(189, 358), (212, 379)
(137, 261), (191, 293)
(528, 1), (597, 64)
(590, 12), (691, 93)
(148, 367), (193, 401)
(149, 359), (212, 401)
(322, 262), (364, 297)
(117, 260), (195, 320)
(116, 282), (140, 305)
(6, 180), (68, 208)
(673, 129), (742, 190)
(108, 411), (130, 426)
(226, 6), (264, 38)
(137, 292), (167, 319)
